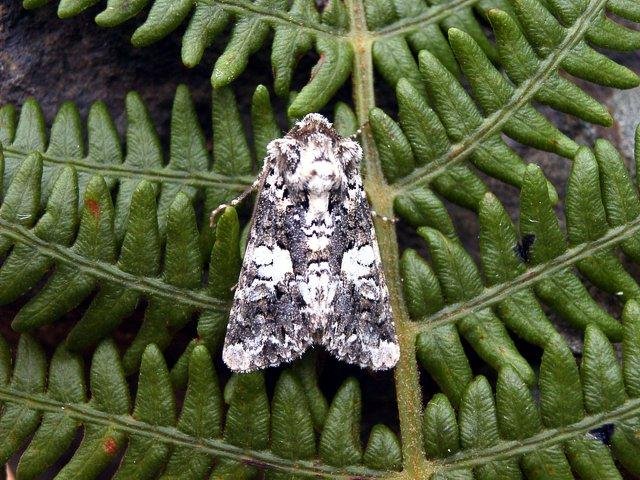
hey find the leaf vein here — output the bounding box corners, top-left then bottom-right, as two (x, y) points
(3, 148), (253, 191)
(439, 396), (640, 470)
(205, 0), (346, 37)
(0, 218), (230, 312)
(373, 0), (479, 38)
(0, 388), (384, 480)
(412, 214), (640, 333)
(394, 0), (606, 191)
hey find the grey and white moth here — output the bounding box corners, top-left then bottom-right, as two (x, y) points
(214, 113), (400, 372)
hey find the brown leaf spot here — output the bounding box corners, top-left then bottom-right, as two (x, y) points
(85, 198), (101, 219)
(103, 436), (118, 455)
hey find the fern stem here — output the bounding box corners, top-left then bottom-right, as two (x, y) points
(347, 0), (378, 180)
(204, 0), (346, 37)
(437, 395), (640, 471)
(347, 1), (431, 476)
(393, 0), (608, 192)
(0, 218), (230, 312)
(378, 219), (434, 477)
(3, 147), (254, 191)
(0, 387), (384, 479)
(4, 372), (639, 477)
(373, 0), (479, 39)
(411, 213), (640, 334)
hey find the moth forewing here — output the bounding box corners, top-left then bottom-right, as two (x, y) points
(219, 113), (399, 372)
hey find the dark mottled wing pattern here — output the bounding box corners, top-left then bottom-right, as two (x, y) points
(222, 155), (312, 372)
(222, 113), (399, 372)
(323, 160), (399, 370)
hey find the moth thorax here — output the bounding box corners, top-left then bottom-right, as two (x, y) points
(291, 141), (343, 194)
(303, 160), (341, 193)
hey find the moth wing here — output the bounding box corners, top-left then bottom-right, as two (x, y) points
(323, 184), (400, 370)
(222, 159), (312, 372)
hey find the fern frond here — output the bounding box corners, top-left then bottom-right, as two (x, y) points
(396, 133), (640, 477)
(424, 308), (640, 478)
(24, 0), (639, 120)
(403, 142), (634, 340)
(5, 300), (640, 479)
(404, 140), (640, 340)
(0, 86), (285, 371)
(391, 0), (639, 202)
(6, 0), (640, 476)
(0, 336), (399, 479)
(1, 87), (255, 233)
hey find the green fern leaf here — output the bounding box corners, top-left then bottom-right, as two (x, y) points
(0, 335), (396, 479)
(3, 0), (640, 477)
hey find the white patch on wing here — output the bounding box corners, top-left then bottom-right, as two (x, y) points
(223, 339), (264, 372)
(252, 244), (293, 284)
(306, 232), (330, 251)
(369, 340), (400, 370)
(341, 244), (376, 281)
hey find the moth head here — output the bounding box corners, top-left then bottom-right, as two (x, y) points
(295, 114), (362, 161)
(266, 114), (363, 193)
(290, 113), (335, 138)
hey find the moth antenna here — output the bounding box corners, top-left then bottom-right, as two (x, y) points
(349, 119), (372, 140)
(370, 209), (398, 224)
(209, 186), (253, 226)
(209, 162), (270, 227)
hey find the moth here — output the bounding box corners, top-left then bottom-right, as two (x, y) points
(212, 113), (400, 372)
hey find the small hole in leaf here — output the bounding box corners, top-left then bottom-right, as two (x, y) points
(588, 423), (615, 444)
